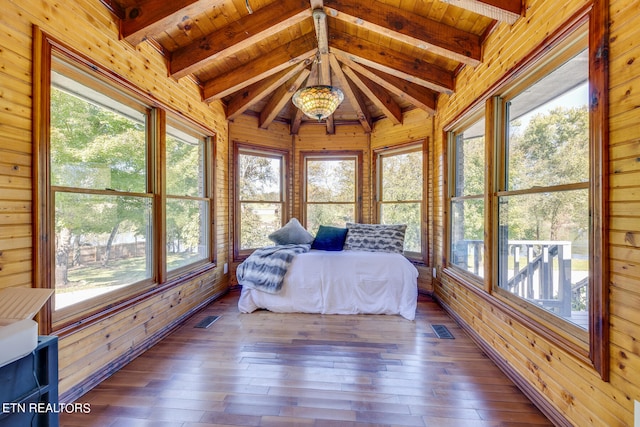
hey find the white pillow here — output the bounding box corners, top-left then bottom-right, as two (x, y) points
(268, 218), (314, 245)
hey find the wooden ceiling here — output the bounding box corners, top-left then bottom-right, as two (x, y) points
(101, 0), (522, 133)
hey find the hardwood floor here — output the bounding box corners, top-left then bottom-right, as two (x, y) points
(60, 290), (553, 427)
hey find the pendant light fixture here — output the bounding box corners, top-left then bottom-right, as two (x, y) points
(292, 9), (344, 121)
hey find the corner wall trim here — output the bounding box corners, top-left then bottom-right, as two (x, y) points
(434, 295), (572, 427)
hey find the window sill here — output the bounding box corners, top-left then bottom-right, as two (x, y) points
(442, 265), (485, 289)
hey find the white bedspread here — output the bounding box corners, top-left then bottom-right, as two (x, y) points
(238, 250), (418, 320)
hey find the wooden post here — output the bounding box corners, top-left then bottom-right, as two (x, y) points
(526, 244), (534, 299)
(559, 244), (572, 317)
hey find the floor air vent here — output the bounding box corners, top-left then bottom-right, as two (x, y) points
(432, 324), (455, 339)
(195, 315), (220, 329)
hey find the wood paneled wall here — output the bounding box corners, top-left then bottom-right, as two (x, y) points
(431, 0), (640, 425)
(372, 109), (435, 293)
(293, 123), (371, 223)
(0, 0), (229, 399)
(370, 109), (432, 150)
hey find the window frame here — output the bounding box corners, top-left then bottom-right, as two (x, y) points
(164, 114), (216, 279)
(441, 3), (608, 380)
(374, 141), (426, 262)
(33, 28), (217, 334)
(300, 150), (363, 231)
(492, 25), (595, 353)
(232, 142), (289, 261)
(446, 113), (487, 285)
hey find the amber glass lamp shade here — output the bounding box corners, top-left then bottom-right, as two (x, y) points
(292, 84), (344, 121)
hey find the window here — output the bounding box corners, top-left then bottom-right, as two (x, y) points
(50, 59), (155, 314)
(448, 117), (486, 278)
(234, 144), (287, 258)
(443, 7), (608, 378)
(302, 152), (362, 232)
(35, 32), (216, 329)
(375, 143), (424, 259)
(166, 120), (212, 274)
(496, 45), (590, 330)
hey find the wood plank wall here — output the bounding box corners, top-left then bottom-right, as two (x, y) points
(0, 0), (230, 399)
(372, 109), (435, 293)
(293, 122), (371, 222)
(431, 0), (640, 425)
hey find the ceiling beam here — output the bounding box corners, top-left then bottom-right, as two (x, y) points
(260, 68), (311, 129)
(120, 0), (217, 46)
(323, 0), (481, 66)
(226, 61), (311, 120)
(100, 0), (125, 19)
(312, 8), (335, 134)
(330, 31), (455, 94)
(334, 54), (437, 114)
(290, 61), (318, 134)
(170, 0), (311, 79)
(201, 35), (315, 101)
(290, 108), (306, 134)
(328, 54), (372, 133)
(439, 0), (522, 24)
(341, 65), (402, 125)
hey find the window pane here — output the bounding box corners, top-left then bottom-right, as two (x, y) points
(54, 193), (152, 310)
(381, 151), (422, 201)
(450, 198), (484, 276)
(50, 83), (147, 193)
(379, 149), (423, 255)
(307, 204), (355, 232)
(238, 153), (281, 202)
(506, 51), (589, 191)
(498, 190), (589, 328)
(381, 202), (421, 253)
(454, 118), (485, 197)
(167, 199), (209, 271)
(166, 128), (204, 197)
(307, 159), (355, 203)
(240, 202), (283, 249)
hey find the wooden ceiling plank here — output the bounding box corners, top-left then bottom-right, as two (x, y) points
(201, 36), (315, 101)
(121, 0), (214, 46)
(335, 53), (437, 113)
(259, 68), (311, 129)
(323, 0), (481, 66)
(328, 54), (372, 133)
(170, 0), (311, 79)
(330, 31), (454, 94)
(342, 65), (402, 125)
(227, 61), (311, 120)
(439, 0), (522, 24)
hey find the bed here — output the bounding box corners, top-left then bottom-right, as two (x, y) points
(238, 249), (419, 320)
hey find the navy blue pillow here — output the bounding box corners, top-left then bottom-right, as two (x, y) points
(311, 225), (348, 251)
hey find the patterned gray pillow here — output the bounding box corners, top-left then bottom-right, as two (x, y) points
(344, 223), (407, 254)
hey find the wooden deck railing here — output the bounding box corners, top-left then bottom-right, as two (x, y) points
(503, 240), (573, 316)
(454, 239), (580, 318)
